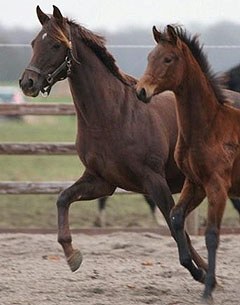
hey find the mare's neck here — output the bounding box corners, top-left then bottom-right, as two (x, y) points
(174, 54), (219, 143)
(68, 36), (128, 126)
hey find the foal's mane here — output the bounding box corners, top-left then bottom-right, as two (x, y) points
(165, 25), (226, 104)
(44, 17), (136, 86)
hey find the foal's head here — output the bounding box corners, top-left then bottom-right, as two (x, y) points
(136, 25), (225, 104)
(19, 5), (71, 97)
(136, 25), (186, 103)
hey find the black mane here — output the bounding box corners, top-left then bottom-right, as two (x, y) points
(68, 19), (136, 86)
(167, 25), (226, 104)
(44, 16), (136, 86)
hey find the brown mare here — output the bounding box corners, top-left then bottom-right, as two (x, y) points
(19, 6), (209, 281)
(136, 25), (240, 301)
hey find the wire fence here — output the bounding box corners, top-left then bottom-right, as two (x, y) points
(0, 43), (240, 81)
(1, 43), (240, 48)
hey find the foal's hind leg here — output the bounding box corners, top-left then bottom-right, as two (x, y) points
(57, 170), (115, 272)
(170, 179), (206, 282)
(145, 176), (206, 282)
(202, 177), (228, 301)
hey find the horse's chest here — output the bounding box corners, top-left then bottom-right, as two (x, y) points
(77, 138), (124, 174)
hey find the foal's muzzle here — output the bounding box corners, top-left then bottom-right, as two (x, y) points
(136, 87), (152, 103)
(136, 87), (148, 103)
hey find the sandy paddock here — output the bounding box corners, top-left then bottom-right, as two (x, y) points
(0, 232), (239, 305)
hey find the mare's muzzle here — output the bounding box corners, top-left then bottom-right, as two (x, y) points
(19, 50), (72, 97)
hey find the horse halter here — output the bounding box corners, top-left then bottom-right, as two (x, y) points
(25, 28), (80, 96)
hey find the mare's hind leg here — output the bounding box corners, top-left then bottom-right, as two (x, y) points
(94, 197), (108, 227)
(170, 179), (206, 282)
(230, 198), (240, 220)
(57, 170), (115, 272)
(143, 195), (165, 226)
(145, 176), (206, 283)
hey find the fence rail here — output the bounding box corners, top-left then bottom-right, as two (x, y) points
(0, 142), (76, 155)
(0, 103), (75, 115)
(0, 181), (128, 195)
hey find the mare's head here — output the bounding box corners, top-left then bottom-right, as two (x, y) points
(19, 5), (72, 97)
(136, 25), (186, 103)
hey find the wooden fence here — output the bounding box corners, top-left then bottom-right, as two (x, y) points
(0, 102), (199, 234)
(0, 103), (76, 194)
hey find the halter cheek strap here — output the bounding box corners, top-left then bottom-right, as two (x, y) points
(25, 22), (81, 96)
(25, 48), (72, 96)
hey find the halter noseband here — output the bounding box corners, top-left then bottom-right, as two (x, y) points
(25, 28), (80, 96)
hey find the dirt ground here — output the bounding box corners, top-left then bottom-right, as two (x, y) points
(0, 232), (239, 305)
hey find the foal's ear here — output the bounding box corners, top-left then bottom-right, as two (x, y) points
(53, 5), (64, 26)
(167, 25), (178, 45)
(152, 26), (161, 43)
(36, 6), (50, 25)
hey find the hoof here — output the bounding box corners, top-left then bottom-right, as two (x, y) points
(67, 249), (83, 272)
(201, 292), (213, 305)
(196, 268), (206, 284)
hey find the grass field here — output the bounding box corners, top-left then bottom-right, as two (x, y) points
(0, 94), (239, 229)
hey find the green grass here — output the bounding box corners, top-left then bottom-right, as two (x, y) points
(25, 95), (73, 104)
(0, 194), (159, 229)
(0, 98), (239, 229)
(0, 116), (76, 142)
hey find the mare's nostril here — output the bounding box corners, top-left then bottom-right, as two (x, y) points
(28, 78), (34, 88)
(19, 77), (34, 90)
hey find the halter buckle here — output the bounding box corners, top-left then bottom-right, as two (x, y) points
(46, 74), (54, 84)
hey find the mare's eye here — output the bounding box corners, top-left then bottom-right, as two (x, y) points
(164, 57), (173, 64)
(53, 43), (61, 49)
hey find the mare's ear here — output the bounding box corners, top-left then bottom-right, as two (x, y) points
(167, 25), (178, 45)
(53, 5), (64, 27)
(152, 26), (161, 43)
(36, 5), (50, 25)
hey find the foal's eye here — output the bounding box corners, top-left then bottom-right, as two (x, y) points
(164, 57), (173, 64)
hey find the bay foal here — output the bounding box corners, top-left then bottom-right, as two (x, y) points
(136, 25), (240, 301)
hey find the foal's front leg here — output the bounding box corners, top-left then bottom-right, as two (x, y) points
(57, 170), (115, 272)
(170, 179), (206, 282)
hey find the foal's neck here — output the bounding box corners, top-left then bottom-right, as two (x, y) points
(174, 55), (219, 143)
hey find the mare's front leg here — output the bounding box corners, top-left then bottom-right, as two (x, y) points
(170, 179), (206, 282)
(57, 170), (115, 272)
(145, 175), (207, 282)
